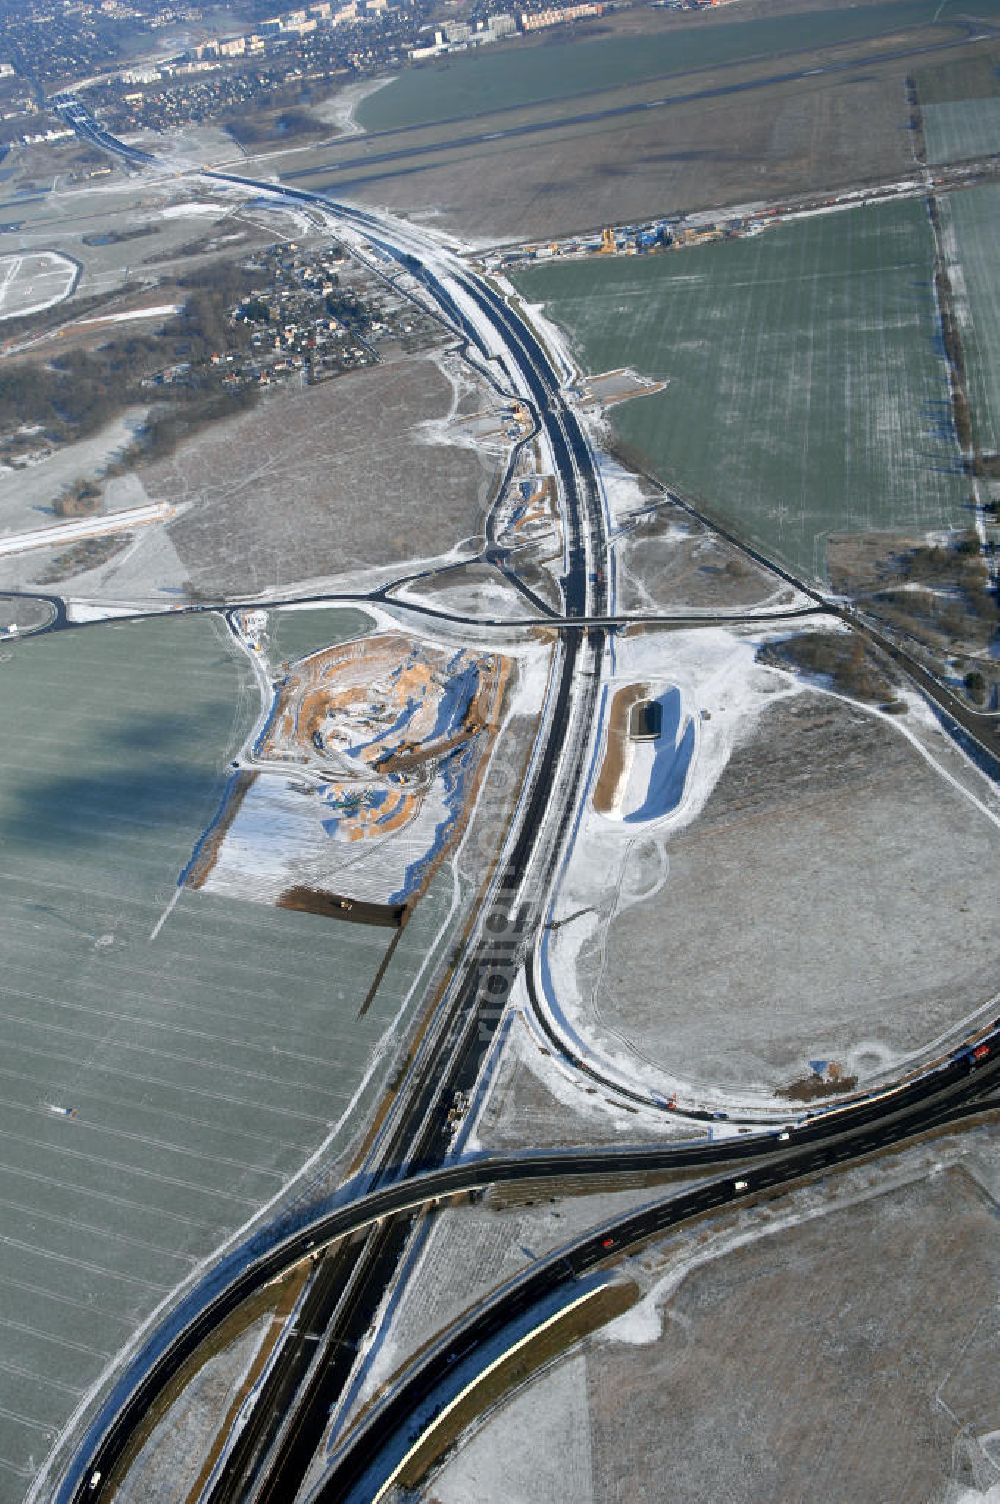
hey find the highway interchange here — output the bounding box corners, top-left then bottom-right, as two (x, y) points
(39, 92), (1000, 1504)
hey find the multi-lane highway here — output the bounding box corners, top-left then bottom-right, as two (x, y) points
(50, 93), (157, 166)
(46, 95), (1000, 1504)
(49, 94), (619, 1504)
(50, 1027), (1000, 1504)
(310, 1064), (1000, 1504)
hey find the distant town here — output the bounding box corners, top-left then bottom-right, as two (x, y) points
(0, 0), (728, 143)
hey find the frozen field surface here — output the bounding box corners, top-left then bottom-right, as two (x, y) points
(513, 200), (965, 581)
(923, 98), (1000, 165)
(151, 356), (498, 597)
(265, 604), (376, 667)
(942, 184), (1000, 453)
(426, 1130), (1000, 1504)
(588, 689), (1000, 1098)
(0, 614), (443, 1501)
(0, 251), (77, 321)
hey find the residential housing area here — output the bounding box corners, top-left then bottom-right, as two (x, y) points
(0, 1), (998, 1503)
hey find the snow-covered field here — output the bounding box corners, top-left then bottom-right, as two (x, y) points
(0, 408), (147, 540)
(73, 302), (179, 327)
(312, 76), (394, 137)
(0, 614), (449, 1501)
(940, 184), (1000, 454)
(530, 619), (1000, 1117)
(923, 97), (1000, 167)
(429, 1127), (1000, 1504)
(0, 250), (77, 321)
(512, 199), (967, 583)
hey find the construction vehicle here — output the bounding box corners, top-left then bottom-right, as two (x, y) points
(599, 226), (616, 254)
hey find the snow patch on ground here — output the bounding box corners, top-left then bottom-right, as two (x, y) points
(314, 76), (394, 136)
(75, 303), (179, 325)
(0, 502), (172, 558)
(600, 1295), (662, 1346)
(560, 625), (797, 896)
(0, 408), (147, 537)
(948, 1485), (1000, 1503)
(204, 769), (454, 908)
(67, 600), (165, 622)
(602, 1142), (965, 1349)
(504, 634), (556, 716)
(534, 625), (808, 1116)
(597, 451), (650, 524)
(494, 280), (577, 387)
(0, 249), (77, 321)
(158, 202), (227, 220)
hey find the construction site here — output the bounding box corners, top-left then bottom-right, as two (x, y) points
(191, 630), (511, 918)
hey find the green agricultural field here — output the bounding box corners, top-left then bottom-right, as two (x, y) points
(942, 185), (1000, 453)
(358, 0), (976, 133)
(0, 615), (448, 1501)
(922, 98), (1000, 164)
(267, 603), (375, 666)
(914, 48), (1000, 105)
(513, 200), (967, 580)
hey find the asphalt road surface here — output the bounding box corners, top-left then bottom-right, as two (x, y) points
(310, 1069), (1000, 1503)
(46, 95), (1000, 1504)
(51, 97), (618, 1504)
